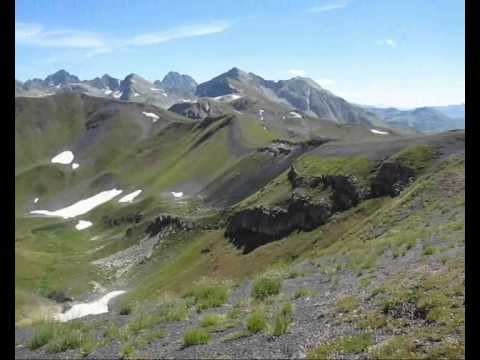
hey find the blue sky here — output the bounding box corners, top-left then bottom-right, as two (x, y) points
(15, 0), (464, 108)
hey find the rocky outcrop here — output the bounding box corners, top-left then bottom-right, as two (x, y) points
(103, 213), (143, 227)
(225, 171), (362, 253)
(145, 215), (194, 237)
(169, 100), (225, 120)
(370, 162), (415, 197)
(259, 139), (330, 158)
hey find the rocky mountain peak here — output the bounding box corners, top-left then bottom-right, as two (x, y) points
(44, 69), (80, 86)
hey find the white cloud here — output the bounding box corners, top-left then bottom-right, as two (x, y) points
(127, 22), (230, 46)
(15, 22), (105, 48)
(288, 69), (306, 77)
(15, 20), (230, 56)
(376, 39), (397, 48)
(307, 0), (349, 13)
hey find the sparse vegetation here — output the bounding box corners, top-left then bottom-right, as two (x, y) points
(293, 288), (314, 299)
(183, 328), (211, 347)
(185, 279), (230, 311)
(252, 276), (282, 301)
(335, 296), (359, 313)
(27, 321), (56, 350)
(246, 309), (267, 334)
(307, 333), (373, 359)
(272, 303), (293, 336)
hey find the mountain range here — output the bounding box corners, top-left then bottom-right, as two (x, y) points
(16, 68), (464, 135)
(364, 104), (465, 134)
(15, 65), (465, 357)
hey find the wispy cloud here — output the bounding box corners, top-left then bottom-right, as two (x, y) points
(288, 69), (306, 77)
(15, 22), (106, 48)
(376, 39), (397, 48)
(306, 0), (349, 14)
(127, 22), (229, 46)
(16, 20), (231, 56)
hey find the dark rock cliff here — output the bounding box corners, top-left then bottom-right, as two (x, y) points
(226, 160), (416, 253)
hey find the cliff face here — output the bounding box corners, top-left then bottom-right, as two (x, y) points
(226, 161), (416, 253)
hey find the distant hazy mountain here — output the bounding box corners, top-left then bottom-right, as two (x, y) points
(365, 105), (465, 134)
(433, 104), (465, 119)
(158, 72), (197, 96)
(195, 67), (385, 127)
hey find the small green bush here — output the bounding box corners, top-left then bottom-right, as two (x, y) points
(28, 322), (56, 350)
(307, 333), (373, 359)
(293, 288), (313, 299)
(273, 303), (293, 336)
(200, 314), (225, 328)
(335, 296), (359, 313)
(183, 328), (211, 347)
(186, 279), (230, 310)
(246, 310), (267, 334)
(252, 276), (282, 301)
(46, 330), (82, 353)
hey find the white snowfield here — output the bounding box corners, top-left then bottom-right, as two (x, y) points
(370, 129), (389, 135)
(213, 94), (243, 102)
(119, 189), (142, 203)
(51, 151), (74, 165)
(54, 290), (126, 322)
(171, 191), (184, 198)
(72, 163), (79, 170)
(142, 112), (160, 122)
(288, 111), (303, 119)
(75, 220), (93, 230)
(30, 188), (123, 219)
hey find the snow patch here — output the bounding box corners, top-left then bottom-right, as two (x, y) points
(51, 151), (74, 165)
(288, 111), (303, 119)
(118, 189), (142, 203)
(75, 220), (93, 230)
(104, 89), (112, 95)
(113, 91), (122, 99)
(171, 191), (184, 198)
(213, 94), (243, 102)
(34, 198), (39, 204)
(370, 129), (389, 135)
(54, 290), (125, 322)
(72, 163), (79, 170)
(142, 112), (159, 122)
(259, 109), (265, 121)
(30, 188), (123, 219)
(150, 87), (160, 91)
(133, 92), (140, 97)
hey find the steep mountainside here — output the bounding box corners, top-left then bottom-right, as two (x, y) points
(158, 72), (197, 96)
(196, 68), (386, 127)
